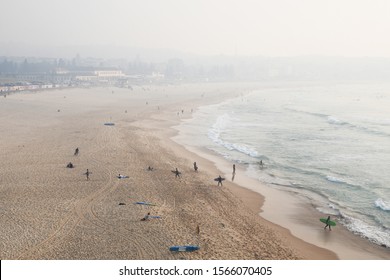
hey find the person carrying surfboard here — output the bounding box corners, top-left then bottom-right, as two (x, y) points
(216, 175), (223, 186)
(324, 215), (332, 231)
(172, 168), (181, 178)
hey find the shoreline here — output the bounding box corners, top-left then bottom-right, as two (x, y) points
(0, 83), (389, 260)
(163, 85), (390, 260)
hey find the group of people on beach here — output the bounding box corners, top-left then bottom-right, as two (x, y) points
(71, 147), (336, 234)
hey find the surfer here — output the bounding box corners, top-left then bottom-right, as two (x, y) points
(173, 168), (181, 178)
(232, 164), (236, 181)
(147, 166), (154, 171)
(66, 162), (74, 168)
(259, 160), (264, 168)
(217, 175), (223, 186)
(85, 169), (90, 181)
(141, 212), (151, 221)
(193, 162), (198, 172)
(74, 147), (79, 156)
(324, 216), (332, 231)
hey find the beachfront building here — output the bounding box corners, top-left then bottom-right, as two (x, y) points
(94, 69), (124, 78)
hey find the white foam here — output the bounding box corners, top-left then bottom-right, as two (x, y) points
(342, 215), (390, 248)
(326, 175), (346, 184)
(327, 115), (347, 125)
(208, 114), (259, 158)
(375, 198), (390, 211)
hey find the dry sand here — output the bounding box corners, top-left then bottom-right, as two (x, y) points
(0, 84), (389, 260)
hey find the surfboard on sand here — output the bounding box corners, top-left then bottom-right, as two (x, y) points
(134, 201), (157, 206)
(117, 175), (129, 179)
(171, 170), (181, 174)
(104, 122), (115, 126)
(320, 218), (336, 226)
(169, 245), (200, 252)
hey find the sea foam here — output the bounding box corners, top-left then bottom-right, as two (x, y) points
(208, 114), (259, 158)
(375, 198), (390, 211)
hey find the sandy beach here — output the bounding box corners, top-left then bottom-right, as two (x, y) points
(0, 83), (389, 260)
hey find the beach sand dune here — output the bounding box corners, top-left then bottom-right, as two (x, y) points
(0, 85), (387, 260)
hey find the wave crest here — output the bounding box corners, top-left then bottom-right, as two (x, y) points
(375, 198), (390, 211)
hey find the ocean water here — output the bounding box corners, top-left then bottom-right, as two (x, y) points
(175, 81), (390, 248)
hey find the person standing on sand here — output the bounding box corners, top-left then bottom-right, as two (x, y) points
(232, 164), (236, 181)
(324, 215), (332, 231)
(85, 169), (90, 181)
(193, 162), (198, 172)
(74, 147), (79, 156)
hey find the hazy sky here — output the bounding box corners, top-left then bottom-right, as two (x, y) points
(1, 0), (390, 57)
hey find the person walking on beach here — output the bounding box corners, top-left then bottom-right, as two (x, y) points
(193, 162), (198, 172)
(74, 147), (79, 156)
(324, 215), (332, 231)
(232, 164), (236, 181)
(173, 168), (181, 178)
(85, 169), (90, 181)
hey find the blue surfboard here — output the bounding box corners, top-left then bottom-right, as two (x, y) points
(134, 201), (156, 206)
(169, 245), (200, 252)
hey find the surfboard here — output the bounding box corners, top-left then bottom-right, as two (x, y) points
(149, 216), (161, 219)
(134, 202), (156, 206)
(169, 245), (200, 252)
(117, 175), (129, 179)
(171, 170), (181, 174)
(320, 218), (336, 226)
(214, 177), (225, 181)
(104, 122), (115, 126)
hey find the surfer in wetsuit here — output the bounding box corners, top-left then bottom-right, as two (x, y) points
(173, 168), (181, 178)
(324, 215), (332, 231)
(74, 147), (79, 156)
(141, 212), (151, 221)
(232, 164), (236, 181)
(217, 175), (223, 186)
(85, 169), (90, 181)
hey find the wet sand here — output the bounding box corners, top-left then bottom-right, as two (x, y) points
(0, 84), (388, 259)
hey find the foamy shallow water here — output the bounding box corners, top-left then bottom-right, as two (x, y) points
(175, 81), (390, 248)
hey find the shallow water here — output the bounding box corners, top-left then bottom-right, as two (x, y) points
(175, 81), (390, 248)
